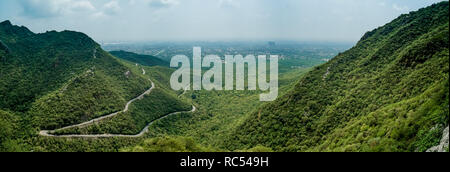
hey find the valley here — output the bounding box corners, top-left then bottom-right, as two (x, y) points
(0, 2), (448, 153)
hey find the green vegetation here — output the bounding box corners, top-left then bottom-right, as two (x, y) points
(53, 88), (191, 135)
(120, 136), (215, 152)
(0, 20), (192, 152)
(143, 65), (311, 149)
(314, 77), (448, 152)
(0, 20), (152, 131)
(236, 145), (274, 152)
(0, 110), (19, 151)
(110, 50), (169, 67)
(121, 136), (274, 152)
(30, 53), (152, 130)
(31, 137), (143, 152)
(1, 22), (97, 112)
(1, 2), (447, 152)
(228, 2), (449, 152)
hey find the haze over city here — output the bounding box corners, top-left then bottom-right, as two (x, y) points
(0, 0), (446, 42)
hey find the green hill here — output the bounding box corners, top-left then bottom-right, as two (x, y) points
(229, 2), (449, 152)
(0, 20), (155, 130)
(0, 21), (153, 116)
(1, 2), (448, 153)
(110, 50), (169, 67)
(0, 20), (193, 151)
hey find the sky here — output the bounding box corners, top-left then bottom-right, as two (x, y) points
(0, 0), (447, 43)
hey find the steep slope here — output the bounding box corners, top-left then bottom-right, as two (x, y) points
(0, 21), (151, 130)
(1, 20), (98, 112)
(229, 2), (449, 152)
(0, 21), (197, 151)
(32, 64), (194, 152)
(110, 50), (169, 67)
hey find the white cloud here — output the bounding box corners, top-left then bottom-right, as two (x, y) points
(392, 4), (410, 12)
(148, 0), (179, 8)
(71, 1), (96, 12)
(91, 1), (123, 18)
(18, 0), (96, 18)
(4, 0), (444, 42)
(218, 0), (241, 8)
(128, 0), (137, 5)
(103, 1), (121, 15)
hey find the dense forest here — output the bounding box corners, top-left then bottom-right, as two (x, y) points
(0, 20), (191, 151)
(227, 2), (449, 152)
(0, 2), (448, 152)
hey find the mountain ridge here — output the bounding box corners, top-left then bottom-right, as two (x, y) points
(0, 20), (151, 128)
(228, 1), (449, 152)
(110, 50), (169, 67)
(0, 20), (198, 151)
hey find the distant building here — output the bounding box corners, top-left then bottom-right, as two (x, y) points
(268, 41), (276, 46)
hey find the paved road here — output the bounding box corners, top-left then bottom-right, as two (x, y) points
(39, 105), (196, 138)
(39, 70), (196, 138)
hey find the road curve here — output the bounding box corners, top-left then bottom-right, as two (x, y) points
(39, 71), (196, 138)
(39, 105), (196, 138)
(178, 84), (190, 98)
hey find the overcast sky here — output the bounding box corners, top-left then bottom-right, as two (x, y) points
(0, 0), (446, 43)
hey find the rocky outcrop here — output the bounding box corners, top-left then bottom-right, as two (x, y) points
(427, 126), (449, 152)
(125, 70), (131, 78)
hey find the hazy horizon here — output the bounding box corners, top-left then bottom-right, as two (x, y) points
(0, 0), (446, 43)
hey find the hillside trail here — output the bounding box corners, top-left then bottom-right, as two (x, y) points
(39, 68), (196, 138)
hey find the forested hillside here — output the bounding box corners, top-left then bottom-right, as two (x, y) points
(229, 2), (449, 152)
(1, 2), (448, 153)
(0, 21), (152, 117)
(0, 20), (190, 151)
(110, 50), (168, 67)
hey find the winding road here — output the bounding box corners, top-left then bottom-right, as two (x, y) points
(39, 68), (196, 138)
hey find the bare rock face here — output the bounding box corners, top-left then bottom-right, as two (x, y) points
(427, 126), (449, 152)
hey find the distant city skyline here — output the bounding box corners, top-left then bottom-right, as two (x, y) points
(0, 0), (446, 43)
